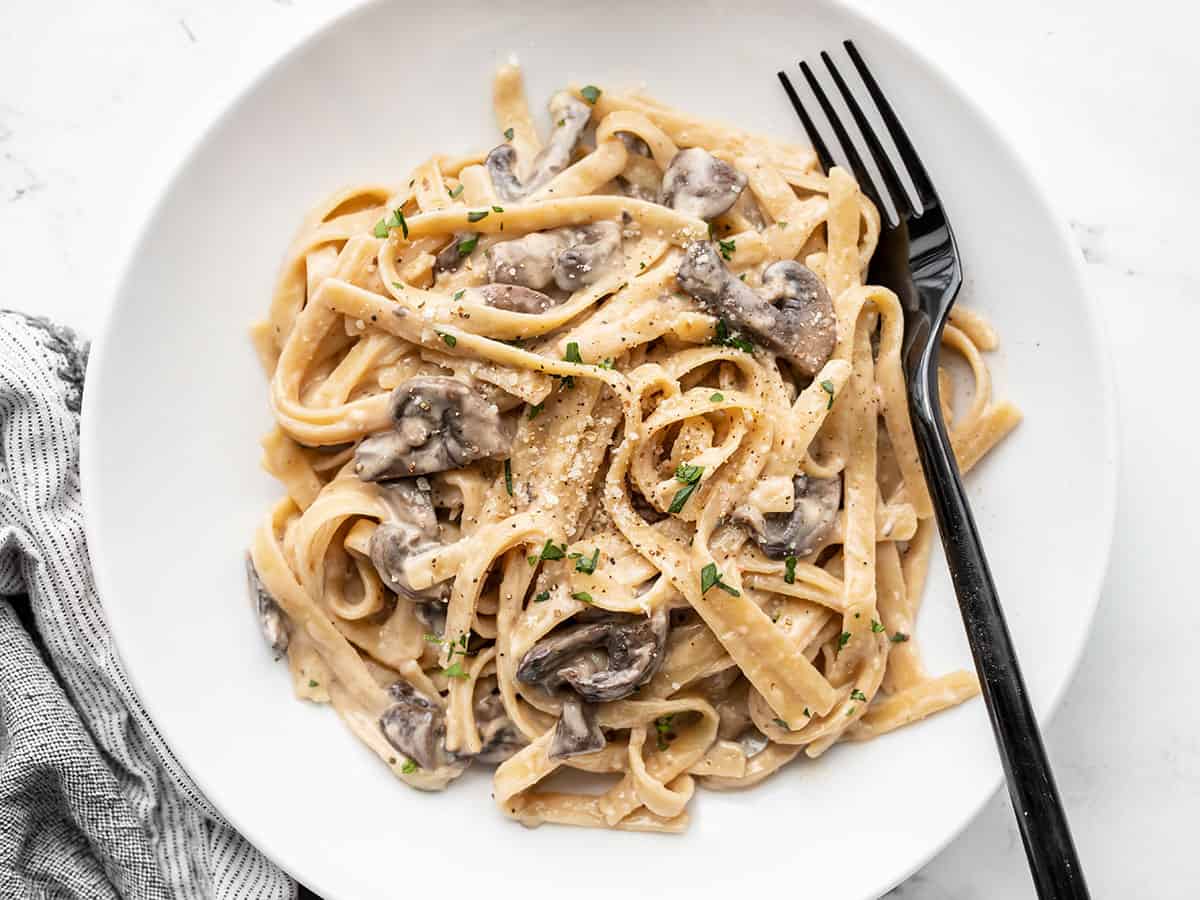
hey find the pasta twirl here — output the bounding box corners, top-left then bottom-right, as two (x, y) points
(245, 68), (1020, 831)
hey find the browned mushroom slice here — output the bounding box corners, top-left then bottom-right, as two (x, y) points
(368, 480), (449, 603)
(760, 260), (837, 378)
(550, 694), (606, 759)
(515, 620), (612, 684)
(552, 222), (622, 292)
(661, 148), (747, 220)
(379, 679), (461, 771)
(478, 283), (559, 314)
(561, 609), (668, 702)
(515, 608), (669, 704)
(485, 143), (525, 203)
(473, 691), (528, 764)
(434, 232), (475, 273)
(486, 91), (593, 202)
(246, 556), (289, 658)
(486, 231), (565, 290)
(354, 377), (514, 481)
(676, 241), (836, 378)
(734, 474), (842, 560)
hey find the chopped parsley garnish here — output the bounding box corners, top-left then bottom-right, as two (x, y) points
(559, 342), (583, 389)
(598, 357), (615, 370)
(777, 220), (788, 228)
(712, 318), (754, 353)
(392, 281), (404, 290)
(700, 562), (740, 597)
(870, 619), (885, 633)
(492, 205), (504, 213)
(423, 633), (441, 643)
(571, 591), (593, 604)
(556, 118), (565, 126)
(847, 707), (856, 716)
(373, 207), (409, 239)
(708, 222), (717, 239)
(534, 591), (550, 603)
(528, 402), (544, 420)
(308, 679), (319, 688)
(837, 631), (852, 652)
(850, 689), (867, 702)
(890, 632), (910, 643)
(668, 463), (704, 514)
(803, 707), (812, 718)
(452, 289), (465, 302)
(436, 331), (456, 348)
(772, 717), (789, 730)
(710, 391), (724, 402)
(639, 261), (646, 270)
(504, 458), (513, 496)
(820, 379), (835, 409)
(718, 238), (736, 260)
(447, 184), (464, 199)
(536, 539), (567, 562)
(401, 759), (419, 774)
(580, 85), (602, 104)
(467, 209), (489, 223)
(573, 547), (600, 575)
(655, 714), (675, 750)
(784, 555), (798, 584)
(456, 233), (478, 256)
(442, 661), (468, 679)
(503, 127), (515, 140)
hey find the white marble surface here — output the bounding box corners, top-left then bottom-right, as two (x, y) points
(3, 1), (1197, 896)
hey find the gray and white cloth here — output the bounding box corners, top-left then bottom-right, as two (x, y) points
(0, 312), (294, 899)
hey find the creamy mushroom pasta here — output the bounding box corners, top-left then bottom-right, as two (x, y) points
(246, 65), (1021, 832)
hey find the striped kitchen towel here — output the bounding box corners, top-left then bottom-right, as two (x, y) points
(0, 312), (294, 900)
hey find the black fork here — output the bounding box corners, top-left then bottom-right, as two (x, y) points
(779, 43), (1090, 899)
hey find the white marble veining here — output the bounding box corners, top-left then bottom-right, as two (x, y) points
(3, 1), (1197, 896)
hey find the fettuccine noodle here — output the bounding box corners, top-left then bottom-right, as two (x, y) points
(245, 67), (1020, 832)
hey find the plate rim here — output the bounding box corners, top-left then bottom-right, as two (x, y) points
(80, 1), (1119, 896)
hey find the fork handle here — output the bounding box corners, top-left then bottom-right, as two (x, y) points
(909, 380), (1091, 899)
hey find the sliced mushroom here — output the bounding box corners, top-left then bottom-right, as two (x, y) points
(736, 728), (770, 759)
(760, 260), (837, 377)
(676, 241), (836, 378)
(477, 283), (558, 314)
(434, 233), (474, 272)
(485, 143), (525, 203)
(561, 610), (667, 702)
(246, 556), (288, 657)
(473, 691), (528, 764)
(486, 231), (565, 290)
(661, 148), (747, 220)
(379, 679), (458, 771)
(515, 620), (612, 684)
(486, 91), (592, 201)
(516, 608), (669, 703)
(552, 222), (622, 292)
(355, 377), (514, 481)
(734, 474), (841, 560)
(368, 479), (449, 603)
(413, 599), (448, 635)
(550, 694), (606, 759)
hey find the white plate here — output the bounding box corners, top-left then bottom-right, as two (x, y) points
(81, 1), (1116, 897)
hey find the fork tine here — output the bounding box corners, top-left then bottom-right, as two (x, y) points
(796, 60), (888, 217)
(843, 40), (937, 206)
(776, 71), (834, 173)
(819, 50), (907, 228)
